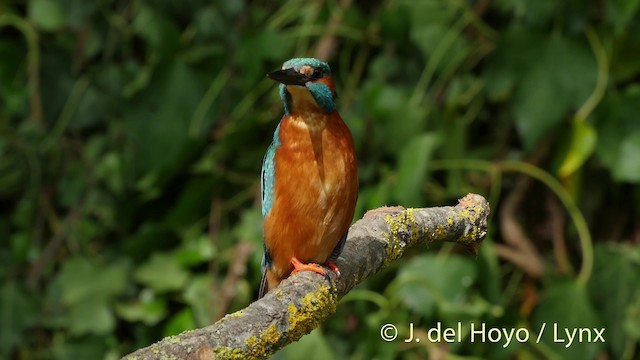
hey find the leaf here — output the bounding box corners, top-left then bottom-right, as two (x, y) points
(163, 308), (195, 337)
(134, 252), (189, 292)
(605, 0), (640, 33)
(116, 296), (167, 325)
(66, 298), (115, 335)
(595, 85), (640, 174)
(512, 62), (567, 150)
(183, 275), (214, 326)
(532, 280), (602, 359)
(391, 254), (477, 317)
(174, 235), (215, 267)
(476, 238), (502, 305)
(0, 282), (38, 356)
(123, 60), (207, 178)
(28, 0), (66, 31)
(483, 27), (547, 102)
(51, 259), (128, 336)
(131, 3), (180, 54)
(557, 120), (597, 177)
(57, 258), (128, 305)
(274, 328), (335, 360)
(610, 24), (640, 82)
(361, 83), (428, 156)
(393, 133), (441, 207)
(411, 23), (470, 74)
(51, 336), (109, 360)
(613, 130), (640, 182)
(588, 244), (640, 358)
(487, 31), (597, 150)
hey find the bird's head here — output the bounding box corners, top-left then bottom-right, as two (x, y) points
(267, 58), (337, 114)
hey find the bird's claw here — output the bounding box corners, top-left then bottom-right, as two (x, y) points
(323, 260), (341, 278)
(291, 257), (326, 276)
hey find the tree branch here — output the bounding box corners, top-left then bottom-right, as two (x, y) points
(122, 194), (490, 360)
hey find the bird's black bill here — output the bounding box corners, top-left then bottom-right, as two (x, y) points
(267, 68), (309, 86)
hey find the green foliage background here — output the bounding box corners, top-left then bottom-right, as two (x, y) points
(1, 0), (640, 359)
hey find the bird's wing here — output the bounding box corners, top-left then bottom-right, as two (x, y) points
(259, 122), (282, 298)
(260, 122), (281, 219)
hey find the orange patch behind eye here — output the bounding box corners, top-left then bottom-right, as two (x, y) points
(317, 76), (336, 94)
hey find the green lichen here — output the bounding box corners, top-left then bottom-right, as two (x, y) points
(229, 310), (245, 318)
(214, 346), (244, 359)
(146, 342), (180, 360)
(454, 199), (486, 253)
(383, 209), (420, 265)
(433, 223), (447, 241)
(246, 325), (282, 358)
(213, 324), (282, 360)
(214, 285), (338, 359)
(286, 284), (337, 342)
(274, 288), (285, 301)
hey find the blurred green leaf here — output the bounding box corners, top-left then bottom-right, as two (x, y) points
(613, 130), (640, 182)
(183, 275), (213, 327)
(134, 252), (190, 292)
(163, 308), (195, 337)
(362, 83), (428, 156)
(596, 85), (640, 178)
(393, 133), (441, 207)
(52, 258), (128, 336)
(58, 0), (97, 29)
(605, 0), (640, 33)
(57, 257), (128, 305)
(487, 31), (597, 150)
(532, 280), (602, 360)
(174, 235), (215, 266)
(51, 336), (110, 360)
(589, 244), (640, 359)
(131, 3), (180, 55)
(0, 282), (38, 356)
(28, 0), (65, 31)
(66, 298), (115, 335)
(476, 238), (502, 305)
(558, 120), (597, 177)
(96, 152), (125, 195)
(123, 60), (207, 177)
(391, 254), (477, 317)
(624, 299), (640, 342)
(274, 328), (334, 360)
(116, 294), (168, 326)
(610, 23), (640, 82)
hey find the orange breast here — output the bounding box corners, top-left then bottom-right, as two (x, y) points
(263, 112), (358, 279)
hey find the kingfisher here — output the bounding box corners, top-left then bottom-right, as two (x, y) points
(258, 58), (358, 298)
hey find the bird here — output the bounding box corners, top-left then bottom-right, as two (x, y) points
(258, 58), (358, 298)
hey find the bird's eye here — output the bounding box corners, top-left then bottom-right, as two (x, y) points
(311, 69), (323, 79)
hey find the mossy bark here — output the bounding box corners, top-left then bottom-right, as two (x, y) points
(122, 194), (490, 360)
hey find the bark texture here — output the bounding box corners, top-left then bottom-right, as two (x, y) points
(122, 193), (490, 360)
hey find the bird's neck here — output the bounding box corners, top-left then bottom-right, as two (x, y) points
(281, 84), (336, 115)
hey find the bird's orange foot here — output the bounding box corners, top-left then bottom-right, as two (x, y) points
(323, 260), (341, 277)
(291, 257), (326, 276)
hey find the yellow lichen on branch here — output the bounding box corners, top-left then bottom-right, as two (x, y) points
(122, 194), (490, 360)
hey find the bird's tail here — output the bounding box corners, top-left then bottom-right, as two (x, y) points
(258, 271), (269, 299)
